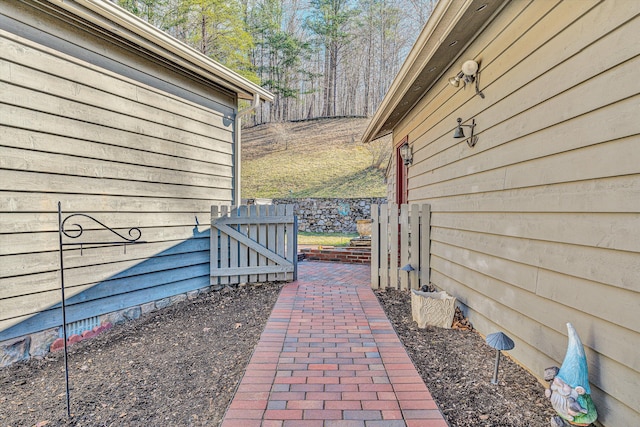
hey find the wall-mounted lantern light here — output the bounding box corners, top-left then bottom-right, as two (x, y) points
(453, 117), (478, 148)
(448, 59), (485, 99)
(399, 142), (413, 165)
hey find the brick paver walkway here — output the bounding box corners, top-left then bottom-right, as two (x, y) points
(221, 262), (447, 427)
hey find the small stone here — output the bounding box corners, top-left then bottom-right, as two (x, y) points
(155, 298), (171, 309)
(141, 302), (156, 315)
(122, 307), (141, 321)
(187, 290), (199, 300)
(101, 310), (125, 325)
(29, 329), (59, 358)
(0, 337), (31, 367)
(169, 294), (187, 305)
(544, 366), (559, 381)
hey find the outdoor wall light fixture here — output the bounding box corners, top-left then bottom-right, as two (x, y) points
(454, 117), (478, 148)
(447, 71), (465, 87)
(448, 59), (485, 99)
(399, 142), (413, 165)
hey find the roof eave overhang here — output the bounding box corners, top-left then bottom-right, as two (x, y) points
(362, 0), (506, 143)
(51, 0), (274, 103)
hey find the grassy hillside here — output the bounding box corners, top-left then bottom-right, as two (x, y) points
(241, 118), (390, 198)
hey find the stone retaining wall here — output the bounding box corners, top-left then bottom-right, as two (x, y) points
(272, 197), (386, 233)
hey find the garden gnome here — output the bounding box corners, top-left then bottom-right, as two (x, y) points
(545, 323), (597, 427)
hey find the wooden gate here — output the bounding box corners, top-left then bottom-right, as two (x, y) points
(210, 204), (297, 286)
(371, 203), (431, 290)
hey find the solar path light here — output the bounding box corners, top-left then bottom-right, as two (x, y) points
(486, 331), (515, 384)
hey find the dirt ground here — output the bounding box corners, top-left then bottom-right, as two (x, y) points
(0, 283), (282, 427)
(376, 288), (557, 427)
(1, 282), (558, 427)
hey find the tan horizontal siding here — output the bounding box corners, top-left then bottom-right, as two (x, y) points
(1, 146), (232, 189)
(1, 59), (231, 139)
(0, 192), (223, 214)
(417, 175), (640, 213)
(0, 33), (231, 130)
(0, 21), (236, 341)
(0, 170), (231, 201)
(391, 1), (640, 426)
(431, 212), (640, 252)
(431, 228), (639, 330)
(2, 106), (232, 165)
(1, 83), (233, 151)
(1, 124), (233, 177)
(410, 93), (640, 185)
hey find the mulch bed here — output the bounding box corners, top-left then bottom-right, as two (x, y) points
(1, 282), (557, 427)
(376, 288), (557, 427)
(0, 283), (282, 427)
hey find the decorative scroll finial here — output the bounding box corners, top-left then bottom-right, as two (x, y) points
(57, 201), (145, 418)
(61, 213), (142, 244)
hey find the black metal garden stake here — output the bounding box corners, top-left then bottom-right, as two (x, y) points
(57, 202), (144, 418)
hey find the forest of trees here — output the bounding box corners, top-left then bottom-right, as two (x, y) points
(117, 0), (436, 125)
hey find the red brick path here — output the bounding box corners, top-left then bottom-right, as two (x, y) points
(221, 262), (447, 427)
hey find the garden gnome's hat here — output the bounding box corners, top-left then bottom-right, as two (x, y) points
(557, 323), (591, 394)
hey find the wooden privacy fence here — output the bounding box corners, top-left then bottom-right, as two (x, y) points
(210, 205), (297, 286)
(371, 204), (431, 289)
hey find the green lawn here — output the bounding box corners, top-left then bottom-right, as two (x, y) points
(298, 232), (359, 247)
(241, 118), (389, 199)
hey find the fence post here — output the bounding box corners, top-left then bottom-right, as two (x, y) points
(420, 204), (431, 288)
(238, 205), (249, 284)
(388, 204), (399, 289)
(379, 204), (389, 289)
(210, 205), (220, 288)
(370, 204), (380, 289)
(409, 204), (420, 289)
(248, 205), (258, 283)
(229, 206), (239, 285)
(293, 213), (298, 281)
(399, 204), (409, 290)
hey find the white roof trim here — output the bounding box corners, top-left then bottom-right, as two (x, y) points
(52, 0), (274, 102)
(362, 0), (505, 143)
(362, 0), (458, 143)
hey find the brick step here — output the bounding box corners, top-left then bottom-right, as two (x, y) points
(300, 247), (371, 264)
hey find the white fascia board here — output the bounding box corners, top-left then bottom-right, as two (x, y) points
(361, 0), (465, 143)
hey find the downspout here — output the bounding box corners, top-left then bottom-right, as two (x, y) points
(233, 94), (261, 205)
